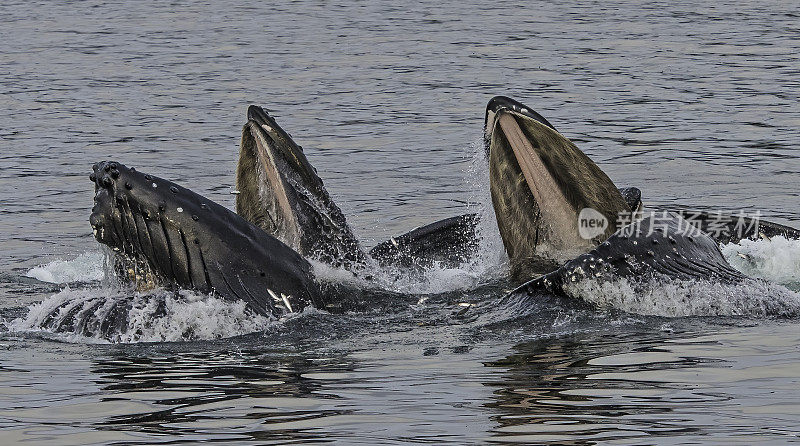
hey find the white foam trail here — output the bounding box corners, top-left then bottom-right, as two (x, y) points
(6, 287), (275, 343)
(721, 236), (800, 287)
(25, 251), (106, 284)
(122, 290), (274, 343)
(566, 276), (800, 318)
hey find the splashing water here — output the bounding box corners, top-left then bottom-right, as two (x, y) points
(25, 251), (106, 284)
(6, 287), (275, 343)
(337, 136), (509, 296)
(721, 235), (800, 287)
(565, 275), (800, 318)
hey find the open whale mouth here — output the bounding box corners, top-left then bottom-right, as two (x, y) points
(484, 96), (632, 280)
(236, 106), (366, 270)
(236, 106), (318, 252)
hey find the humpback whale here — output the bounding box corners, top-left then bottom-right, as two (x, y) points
(485, 96), (633, 281)
(81, 107), (481, 323)
(235, 105), (477, 272)
(483, 96), (800, 298)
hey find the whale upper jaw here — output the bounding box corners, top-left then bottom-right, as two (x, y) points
(235, 105), (366, 271)
(484, 96), (632, 281)
(89, 160), (321, 317)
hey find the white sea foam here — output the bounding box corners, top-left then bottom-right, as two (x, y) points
(25, 251), (106, 284)
(566, 276), (800, 318)
(6, 287), (275, 343)
(721, 235), (800, 286)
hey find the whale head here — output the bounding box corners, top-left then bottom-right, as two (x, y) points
(235, 106), (366, 270)
(484, 96), (632, 281)
(89, 161), (321, 316)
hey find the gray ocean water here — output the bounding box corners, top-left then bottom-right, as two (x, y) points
(2, 1), (800, 444)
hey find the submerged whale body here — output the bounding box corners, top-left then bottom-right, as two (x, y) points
(512, 211), (748, 296)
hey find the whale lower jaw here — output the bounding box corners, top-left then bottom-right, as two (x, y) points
(235, 105), (367, 271)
